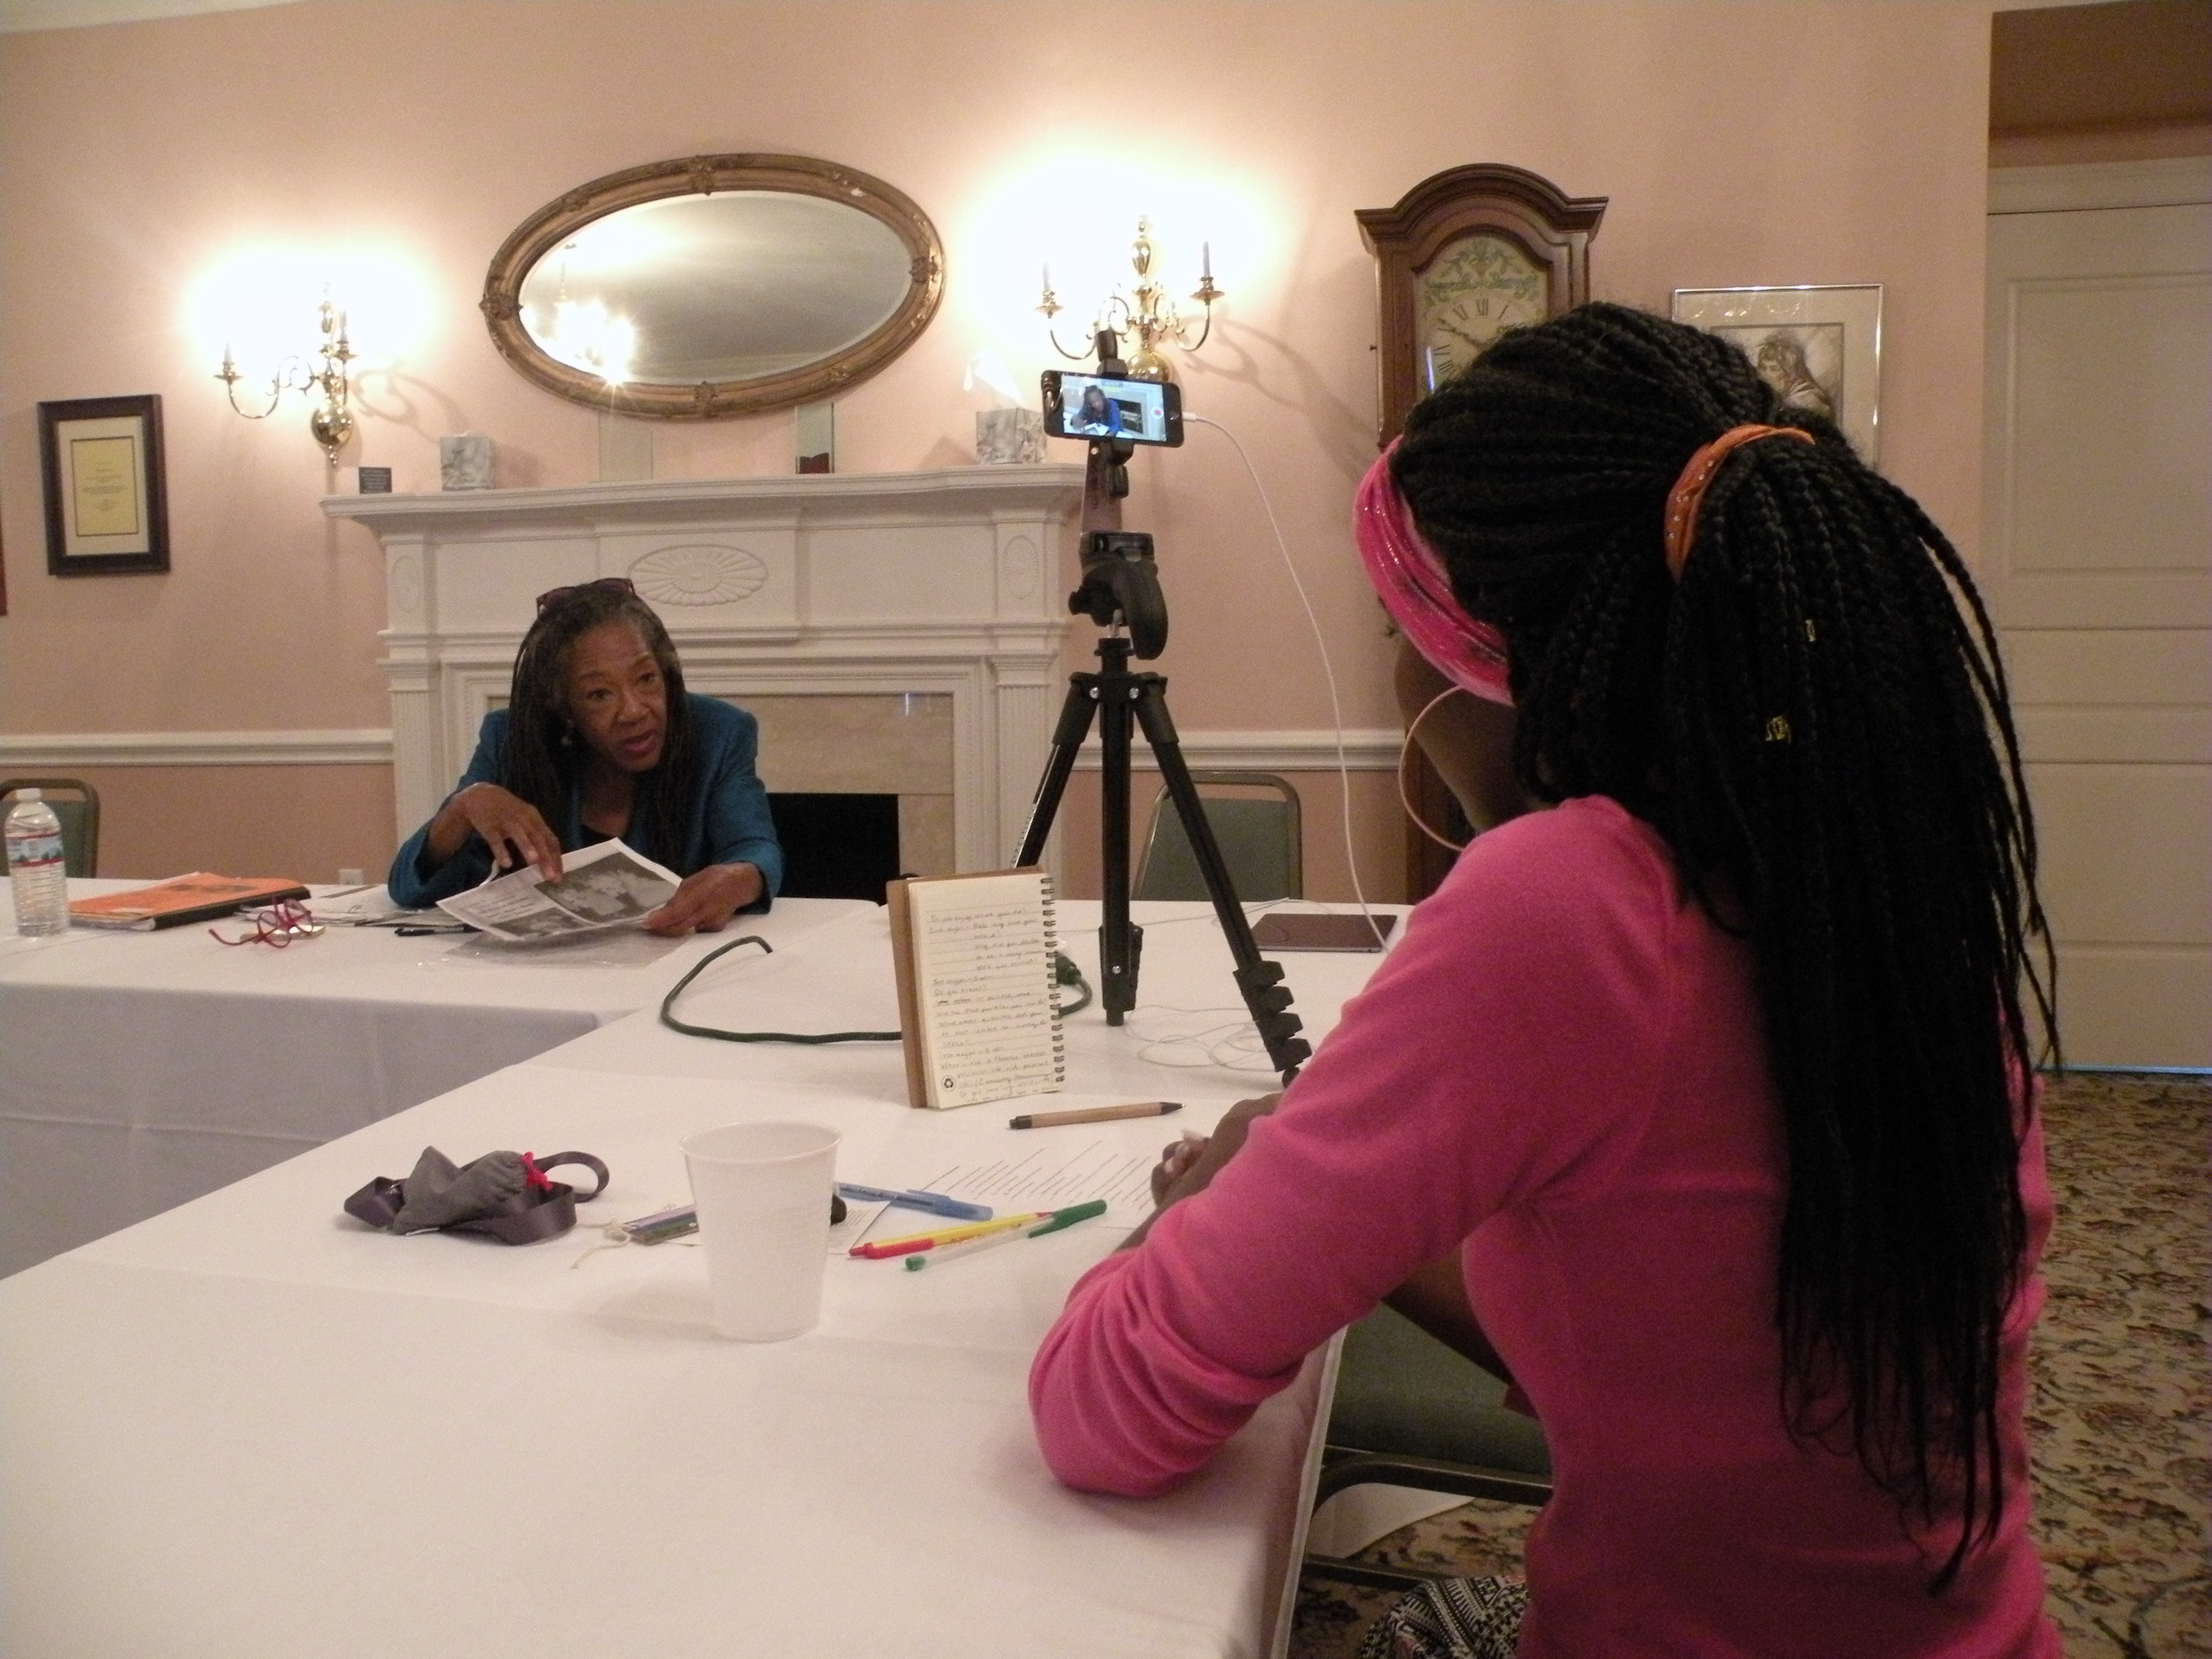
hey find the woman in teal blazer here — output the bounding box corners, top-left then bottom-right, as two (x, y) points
(387, 579), (782, 934)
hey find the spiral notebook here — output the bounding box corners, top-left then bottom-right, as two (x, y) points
(886, 868), (1066, 1111)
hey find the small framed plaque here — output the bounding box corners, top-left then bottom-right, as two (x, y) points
(38, 395), (170, 577)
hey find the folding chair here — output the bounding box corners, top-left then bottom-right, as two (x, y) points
(1305, 1304), (1553, 1591)
(1132, 771), (1302, 902)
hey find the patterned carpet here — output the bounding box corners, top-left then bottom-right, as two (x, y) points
(1290, 1073), (2211, 1657)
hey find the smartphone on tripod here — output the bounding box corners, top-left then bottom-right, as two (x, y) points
(1041, 370), (1185, 447)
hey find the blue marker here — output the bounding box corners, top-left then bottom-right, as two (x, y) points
(836, 1182), (993, 1222)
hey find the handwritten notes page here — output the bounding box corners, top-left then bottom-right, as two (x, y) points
(889, 870), (1065, 1111)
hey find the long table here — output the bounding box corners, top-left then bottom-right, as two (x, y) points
(0, 885), (871, 1275)
(0, 899), (1403, 1658)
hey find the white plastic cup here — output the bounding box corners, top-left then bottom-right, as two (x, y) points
(680, 1121), (840, 1341)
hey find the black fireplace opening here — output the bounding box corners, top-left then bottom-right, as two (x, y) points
(766, 793), (902, 902)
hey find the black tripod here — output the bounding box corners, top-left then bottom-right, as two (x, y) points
(1015, 343), (1311, 1084)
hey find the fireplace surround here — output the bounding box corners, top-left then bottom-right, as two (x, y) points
(324, 466), (1085, 874)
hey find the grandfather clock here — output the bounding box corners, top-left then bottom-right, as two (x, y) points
(1357, 164), (1607, 900)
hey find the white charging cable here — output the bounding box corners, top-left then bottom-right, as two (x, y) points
(1181, 413), (1386, 942)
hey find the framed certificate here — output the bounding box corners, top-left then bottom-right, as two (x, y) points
(39, 394), (170, 576)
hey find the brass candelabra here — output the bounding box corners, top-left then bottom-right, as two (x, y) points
(216, 294), (356, 464)
(1039, 218), (1221, 381)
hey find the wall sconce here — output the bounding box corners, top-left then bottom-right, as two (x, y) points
(1038, 218), (1221, 381)
(215, 293), (355, 463)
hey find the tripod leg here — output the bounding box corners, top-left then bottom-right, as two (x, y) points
(1131, 681), (1312, 1082)
(1096, 662), (1141, 1025)
(1016, 675), (1101, 868)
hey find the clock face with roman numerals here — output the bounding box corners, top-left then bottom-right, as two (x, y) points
(1414, 232), (1550, 392)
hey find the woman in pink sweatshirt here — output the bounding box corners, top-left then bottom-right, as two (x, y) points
(1028, 304), (2060, 1657)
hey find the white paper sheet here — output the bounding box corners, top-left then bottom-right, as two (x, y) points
(438, 840), (681, 942)
(826, 1196), (891, 1254)
(866, 1127), (1161, 1228)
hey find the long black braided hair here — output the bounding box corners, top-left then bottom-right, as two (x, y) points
(1392, 302), (2055, 1586)
(502, 585), (700, 871)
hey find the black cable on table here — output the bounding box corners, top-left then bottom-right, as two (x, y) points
(659, 934), (1095, 1044)
(658, 935), (903, 1044)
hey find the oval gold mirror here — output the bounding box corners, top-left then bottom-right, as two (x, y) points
(481, 154), (944, 419)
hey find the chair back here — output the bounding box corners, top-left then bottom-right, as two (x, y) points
(1326, 1304), (1551, 1481)
(1133, 771), (1302, 902)
(1303, 1304), (1553, 1593)
(0, 778), (100, 878)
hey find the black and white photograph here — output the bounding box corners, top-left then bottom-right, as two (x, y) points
(1714, 322), (1845, 423)
(1672, 285), (1883, 463)
(430, 838), (684, 940)
(541, 848), (678, 922)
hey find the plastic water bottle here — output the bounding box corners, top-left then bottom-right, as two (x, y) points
(5, 788), (69, 936)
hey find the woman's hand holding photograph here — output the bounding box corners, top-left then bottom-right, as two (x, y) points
(438, 782), (565, 884)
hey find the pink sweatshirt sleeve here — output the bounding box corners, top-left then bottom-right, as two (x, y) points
(1028, 800), (1678, 1495)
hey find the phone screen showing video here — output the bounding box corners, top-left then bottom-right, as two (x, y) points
(1043, 372), (1184, 446)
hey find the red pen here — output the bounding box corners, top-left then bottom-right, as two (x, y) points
(853, 1237), (936, 1261)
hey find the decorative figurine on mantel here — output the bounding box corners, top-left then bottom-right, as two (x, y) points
(439, 434), (494, 491)
(976, 408), (1045, 464)
(966, 350), (1044, 464)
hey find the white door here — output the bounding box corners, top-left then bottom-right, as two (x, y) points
(1984, 160), (2212, 1068)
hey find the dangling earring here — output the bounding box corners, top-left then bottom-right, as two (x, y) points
(1399, 685), (1472, 852)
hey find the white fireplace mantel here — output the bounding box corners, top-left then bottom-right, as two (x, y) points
(324, 466), (1085, 873)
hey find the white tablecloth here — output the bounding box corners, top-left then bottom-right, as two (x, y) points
(545, 899), (1388, 1101)
(0, 884), (871, 1275)
(0, 900), (1406, 1658)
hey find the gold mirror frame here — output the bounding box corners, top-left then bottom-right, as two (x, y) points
(481, 153), (945, 420)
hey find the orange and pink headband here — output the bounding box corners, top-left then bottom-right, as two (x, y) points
(1353, 443), (1512, 706)
(1356, 424), (1815, 699)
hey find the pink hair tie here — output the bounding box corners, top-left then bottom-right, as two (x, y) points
(1354, 445), (1511, 705)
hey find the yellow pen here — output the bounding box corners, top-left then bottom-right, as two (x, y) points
(851, 1211), (1047, 1259)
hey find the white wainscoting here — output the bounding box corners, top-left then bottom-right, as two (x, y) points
(0, 728), (1400, 773)
(1073, 730), (1401, 771)
(0, 731), (394, 766)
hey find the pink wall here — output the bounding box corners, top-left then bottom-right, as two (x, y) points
(0, 1), (1997, 891)
(53, 763), (396, 882)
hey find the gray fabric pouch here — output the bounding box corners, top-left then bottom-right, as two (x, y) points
(344, 1147), (609, 1245)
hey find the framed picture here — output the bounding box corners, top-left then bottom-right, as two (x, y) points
(1671, 286), (1882, 464)
(38, 395), (170, 577)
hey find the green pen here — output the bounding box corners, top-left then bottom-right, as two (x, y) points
(1026, 1198), (1107, 1237)
(899, 1199), (1111, 1270)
